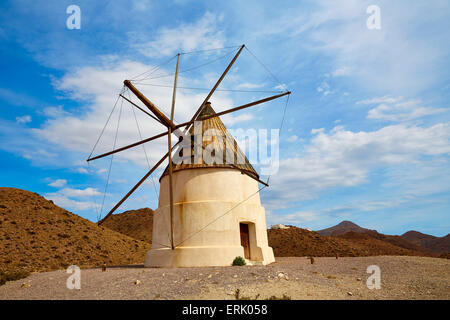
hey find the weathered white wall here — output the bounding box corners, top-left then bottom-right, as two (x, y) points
(145, 168), (275, 267)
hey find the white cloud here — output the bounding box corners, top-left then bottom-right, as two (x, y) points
(48, 179), (67, 187)
(359, 96), (448, 122)
(221, 113), (254, 126)
(133, 12), (225, 58)
(42, 105), (68, 118)
(267, 210), (318, 226)
(286, 135), (298, 142)
(132, 0), (151, 11)
(331, 67), (350, 77)
(77, 167), (88, 174)
(237, 82), (264, 89)
(32, 57), (236, 169)
(266, 122), (450, 208)
(44, 187), (102, 211)
(44, 192), (98, 211)
(261, 1), (449, 94)
(317, 81), (332, 96)
(58, 187), (102, 197)
(16, 115), (32, 124)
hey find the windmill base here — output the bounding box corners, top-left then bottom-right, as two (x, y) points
(144, 245), (275, 268)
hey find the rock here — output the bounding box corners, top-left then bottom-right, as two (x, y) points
(347, 291), (353, 296)
(356, 278), (362, 281)
(133, 280), (141, 285)
(233, 274), (238, 278)
(21, 283), (31, 289)
(207, 274), (212, 279)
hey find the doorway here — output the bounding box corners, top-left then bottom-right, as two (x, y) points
(239, 223), (250, 259)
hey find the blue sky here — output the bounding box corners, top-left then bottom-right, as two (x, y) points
(0, 0), (449, 236)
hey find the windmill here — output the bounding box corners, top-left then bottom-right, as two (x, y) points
(87, 45), (290, 267)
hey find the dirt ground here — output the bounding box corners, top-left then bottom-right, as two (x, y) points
(0, 256), (448, 300)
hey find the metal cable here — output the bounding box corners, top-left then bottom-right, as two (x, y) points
(130, 54), (179, 82)
(88, 88), (123, 159)
(99, 96), (124, 218)
(175, 185), (268, 247)
(126, 89), (160, 200)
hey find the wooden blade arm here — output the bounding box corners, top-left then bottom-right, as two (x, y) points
(187, 44), (245, 130)
(97, 147), (174, 225)
(88, 91), (290, 162)
(87, 131), (168, 162)
(174, 91), (291, 130)
(124, 80), (176, 130)
(120, 94), (162, 124)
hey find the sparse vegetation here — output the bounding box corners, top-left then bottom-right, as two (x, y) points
(0, 270), (30, 286)
(232, 256), (246, 266)
(0, 187), (151, 278)
(266, 294), (291, 300)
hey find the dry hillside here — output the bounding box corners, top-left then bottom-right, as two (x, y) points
(268, 227), (428, 257)
(402, 231), (450, 254)
(0, 188), (151, 283)
(102, 208), (153, 244)
(316, 220), (375, 236)
(318, 221), (447, 255)
(102, 211), (432, 258)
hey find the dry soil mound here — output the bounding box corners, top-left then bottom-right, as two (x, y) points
(102, 208), (153, 244)
(0, 187), (151, 281)
(268, 227), (428, 257)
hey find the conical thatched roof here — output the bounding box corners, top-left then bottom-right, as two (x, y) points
(160, 102), (259, 180)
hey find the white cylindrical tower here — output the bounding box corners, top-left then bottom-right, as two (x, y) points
(144, 102), (275, 267)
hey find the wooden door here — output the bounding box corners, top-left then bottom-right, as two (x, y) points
(240, 223), (250, 259)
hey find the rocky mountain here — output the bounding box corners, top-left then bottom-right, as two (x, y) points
(402, 230), (450, 254)
(268, 227), (428, 257)
(316, 220), (375, 236)
(317, 220), (447, 255)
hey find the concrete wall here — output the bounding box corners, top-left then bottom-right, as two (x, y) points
(145, 168), (275, 267)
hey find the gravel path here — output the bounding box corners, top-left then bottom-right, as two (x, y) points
(0, 256), (448, 300)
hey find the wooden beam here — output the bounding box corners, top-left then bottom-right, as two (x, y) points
(87, 91), (290, 162)
(97, 145), (176, 225)
(185, 44), (245, 132)
(174, 91), (291, 130)
(168, 53), (180, 250)
(120, 94), (162, 124)
(124, 80), (176, 130)
(87, 131), (168, 162)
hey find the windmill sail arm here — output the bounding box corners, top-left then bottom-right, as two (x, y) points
(186, 44), (245, 131)
(120, 94), (162, 124)
(124, 80), (177, 130)
(87, 91), (289, 163)
(87, 131), (169, 162)
(174, 91), (291, 130)
(97, 144), (177, 225)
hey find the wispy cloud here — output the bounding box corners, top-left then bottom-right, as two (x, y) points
(48, 179), (67, 188)
(358, 96), (448, 122)
(132, 12), (225, 58)
(15, 115), (32, 124)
